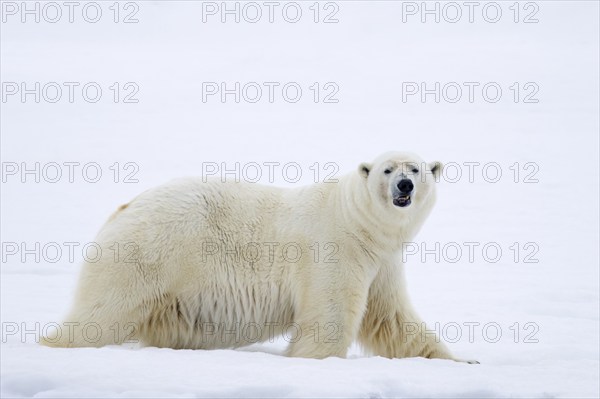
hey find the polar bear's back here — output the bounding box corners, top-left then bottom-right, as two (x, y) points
(98, 177), (296, 278)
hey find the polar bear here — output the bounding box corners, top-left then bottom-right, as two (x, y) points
(42, 151), (472, 362)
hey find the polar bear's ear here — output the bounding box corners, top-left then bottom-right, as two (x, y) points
(358, 162), (372, 178)
(428, 161), (444, 180)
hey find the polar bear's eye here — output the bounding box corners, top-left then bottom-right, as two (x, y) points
(411, 168), (419, 174)
(384, 169), (392, 175)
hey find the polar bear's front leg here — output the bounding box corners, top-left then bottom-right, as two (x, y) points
(286, 265), (371, 359)
(358, 265), (457, 361)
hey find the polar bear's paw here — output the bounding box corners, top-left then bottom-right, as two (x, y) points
(455, 358), (480, 364)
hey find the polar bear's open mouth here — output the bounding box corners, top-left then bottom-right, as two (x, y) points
(393, 195), (411, 207)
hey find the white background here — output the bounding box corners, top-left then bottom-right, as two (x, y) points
(1, 1), (599, 397)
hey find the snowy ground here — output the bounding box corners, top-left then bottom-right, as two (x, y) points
(1, 1), (599, 397)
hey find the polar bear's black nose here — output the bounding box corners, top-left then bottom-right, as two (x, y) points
(397, 179), (414, 193)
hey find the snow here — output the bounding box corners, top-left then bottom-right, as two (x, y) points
(1, 1), (599, 397)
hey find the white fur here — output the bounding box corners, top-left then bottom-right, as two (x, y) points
(42, 151), (466, 361)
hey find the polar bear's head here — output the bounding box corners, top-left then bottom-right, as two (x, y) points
(358, 151), (443, 218)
